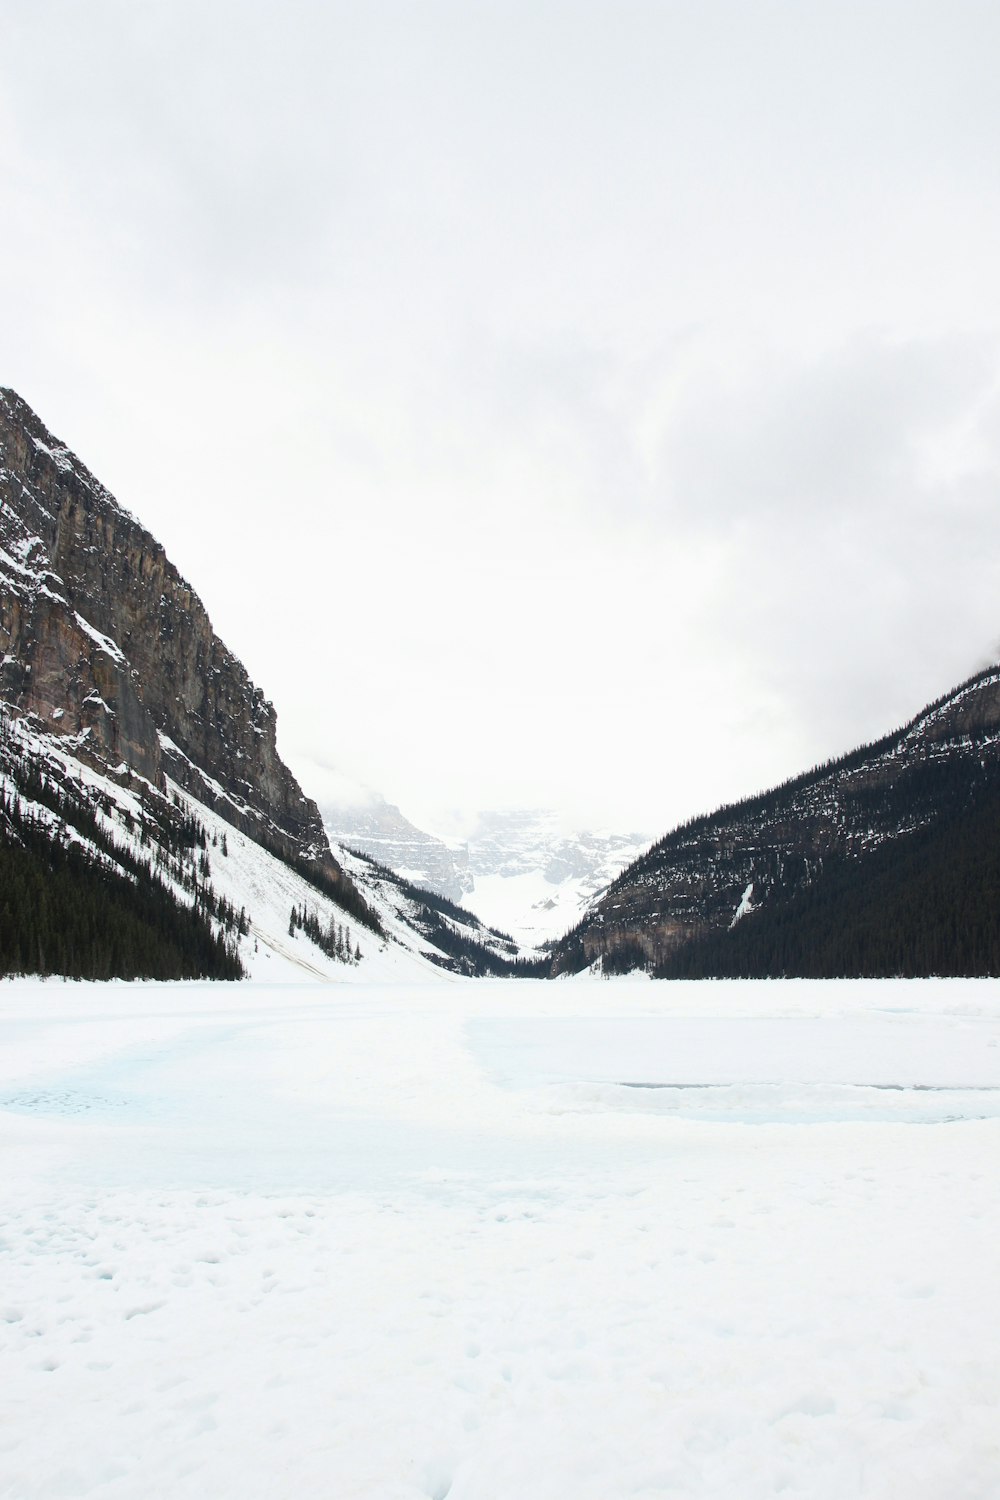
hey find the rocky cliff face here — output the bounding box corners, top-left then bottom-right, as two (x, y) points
(553, 664), (1000, 975)
(0, 388), (342, 881)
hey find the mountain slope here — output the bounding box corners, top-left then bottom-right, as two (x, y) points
(456, 809), (650, 947)
(0, 713), (244, 981)
(0, 637), (522, 984)
(323, 795), (650, 948)
(0, 389), (521, 982)
(0, 387), (338, 881)
(322, 793), (472, 903)
(553, 664), (1000, 977)
(334, 845), (546, 978)
(657, 778), (1000, 979)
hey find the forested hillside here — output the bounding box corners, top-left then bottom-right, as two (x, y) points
(656, 779), (1000, 979)
(0, 719), (244, 980)
(553, 663), (1000, 979)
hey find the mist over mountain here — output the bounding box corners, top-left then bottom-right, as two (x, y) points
(322, 792), (472, 904)
(455, 810), (651, 948)
(5, 385), (1000, 984)
(322, 794), (649, 948)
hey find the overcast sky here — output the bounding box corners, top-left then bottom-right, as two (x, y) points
(4, 0), (1000, 837)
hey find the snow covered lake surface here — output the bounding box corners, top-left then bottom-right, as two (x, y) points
(2, 976), (999, 1499)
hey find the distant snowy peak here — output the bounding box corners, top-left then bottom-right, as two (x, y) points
(323, 796), (650, 947)
(321, 794), (472, 904)
(463, 809), (649, 885)
(459, 810), (651, 946)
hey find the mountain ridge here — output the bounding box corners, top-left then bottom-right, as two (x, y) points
(323, 795), (650, 946)
(552, 660), (1000, 977)
(0, 386), (340, 881)
(0, 387), (523, 981)
(6, 384), (1000, 983)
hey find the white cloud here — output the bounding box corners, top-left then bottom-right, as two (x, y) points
(3, 0), (1000, 834)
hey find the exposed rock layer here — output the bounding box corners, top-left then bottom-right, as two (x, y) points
(0, 387), (342, 881)
(323, 795), (473, 903)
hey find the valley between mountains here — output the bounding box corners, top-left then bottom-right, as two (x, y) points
(3, 390), (1000, 1500)
(3, 382), (1000, 981)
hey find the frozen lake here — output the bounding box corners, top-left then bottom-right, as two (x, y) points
(2, 976), (999, 1498)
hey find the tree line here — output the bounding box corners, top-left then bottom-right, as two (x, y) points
(0, 720), (244, 980)
(0, 791), (243, 980)
(288, 903), (361, 964)
(655, 781), (1000, 979)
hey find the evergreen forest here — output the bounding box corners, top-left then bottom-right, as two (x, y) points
(0, 729), (244, 981)
(655, 782), (1000, 979)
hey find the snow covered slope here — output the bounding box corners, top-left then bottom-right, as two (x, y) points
(321, 790), (472, 903)
(0, 710), (478, 982)
(1, 701), (528, 983)
(325, 798), (651, 948)
(0, 388), (527, 979)
(459, 818), (650, 947)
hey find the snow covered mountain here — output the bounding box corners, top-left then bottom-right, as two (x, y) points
(13, 382), (996, 985)
(455, 810), (651, 947)
(0, 388), (520, 982)
(553, 663), (1000, 978)
(322, 794), (650, 948)
(0, 388), (336, 875)
(321, 792), (472, 904)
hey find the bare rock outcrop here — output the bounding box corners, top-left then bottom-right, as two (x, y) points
(0, 387), (343, 883)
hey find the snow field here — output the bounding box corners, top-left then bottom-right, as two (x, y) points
(2, 978), (999, 1499)
(165, 784), (460, 984)
(3, 712), (476, 985)
(457, 869), (594, 948)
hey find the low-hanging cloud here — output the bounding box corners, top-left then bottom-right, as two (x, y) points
(4, 0), (1000, 834)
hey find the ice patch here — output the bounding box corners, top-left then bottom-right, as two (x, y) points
(2, 978), (999, 1500)
(730, 880), (754, 926)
